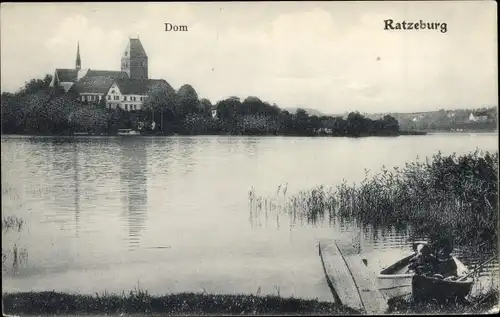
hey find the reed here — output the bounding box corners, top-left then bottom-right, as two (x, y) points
(2, 215), (24, 233)
(250, 150), (498, 248)
(2, 216), (28, 274)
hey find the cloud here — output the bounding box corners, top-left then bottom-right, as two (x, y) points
(45, 15), (126, 71)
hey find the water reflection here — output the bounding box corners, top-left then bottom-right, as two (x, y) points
(177, 137), (197, 175)
(119, 139), (148, 250)
(73, 142), (81, 237)
(242, 137), (258, 159)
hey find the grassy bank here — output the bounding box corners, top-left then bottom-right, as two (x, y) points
(2, 289), (498, 315)
(250, 150), (498, 248)
(387, 289), (499, 314)
(2, 290), (358, 315)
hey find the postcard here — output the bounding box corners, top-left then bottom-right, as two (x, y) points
(1, 1), (498, 315)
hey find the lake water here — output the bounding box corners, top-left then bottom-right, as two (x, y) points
(2, 133), (498, 301)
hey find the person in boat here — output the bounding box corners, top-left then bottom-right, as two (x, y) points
(435, 239), (458, 278)
(408, 244), (438, 275)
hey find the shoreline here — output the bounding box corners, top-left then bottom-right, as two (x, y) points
(3, 131), (499, 138)
(1, 131), (430, 138)
(1, 291), (358, 315)
(2, 290), (497, 315)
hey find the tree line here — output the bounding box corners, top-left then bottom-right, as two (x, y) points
(1, 74), (401, 137)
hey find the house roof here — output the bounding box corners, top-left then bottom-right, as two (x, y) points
(71, 76), (115, 94)
(113, 78), (169, 95)
(60, 82), (74, 92)
(70, 70), (129, 94)
(55, 69), (78, 82)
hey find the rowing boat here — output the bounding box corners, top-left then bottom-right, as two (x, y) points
(376, 243), (473, 302)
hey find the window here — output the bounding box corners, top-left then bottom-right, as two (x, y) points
(107, 95), (111, 100)
(124, 96), (127, 101)
(133, 105), (137, 110)
(125, 104), (128, 110)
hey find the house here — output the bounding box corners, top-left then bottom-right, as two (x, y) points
(469, 112), (489, 122)
(211, 104), (218, 118)
(105, 78), (169, 111)
(412, 114), (425, 122)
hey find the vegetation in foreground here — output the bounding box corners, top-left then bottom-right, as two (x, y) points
(1, 290), (359, 315)
(2, 289), (498, 315)
(387, 289), (499, 315)
(250, 150), (499, 248)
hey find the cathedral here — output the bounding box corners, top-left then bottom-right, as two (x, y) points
(50, 37), (169, 111)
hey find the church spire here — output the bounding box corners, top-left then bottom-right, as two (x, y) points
(75, 42), (81, 71)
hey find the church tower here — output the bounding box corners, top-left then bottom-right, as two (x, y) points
(121, 37), (148, 80)
(75, 42), (81, 71)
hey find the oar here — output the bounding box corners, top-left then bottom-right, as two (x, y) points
(457, 254), (498, 281)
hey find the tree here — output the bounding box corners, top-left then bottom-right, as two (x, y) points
(20, 74), (53, 96)
(176, 84), (200, 117)
(200, 98), (213, 117)
(143, 81), (176, 132)
(216, 97), (242, 121)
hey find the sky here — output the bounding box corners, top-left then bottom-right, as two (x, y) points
(1, 1), (497, 114)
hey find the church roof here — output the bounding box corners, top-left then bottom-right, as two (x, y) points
(113, 78), (168, 95)
(71, 70), (129, 94)
(124, 38), (148, 58)
(55, 69), (78, 82)
(85, 70), (129, 79)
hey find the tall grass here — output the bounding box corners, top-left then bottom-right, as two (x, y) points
(2, 290), (359, 315)
(2, 215), (24, 233)
(3, 289), (496, 315)
(2, 215), (28, 275)
(250, 150), (498, 247)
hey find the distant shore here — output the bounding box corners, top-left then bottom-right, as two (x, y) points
(1, 130), (428, 137)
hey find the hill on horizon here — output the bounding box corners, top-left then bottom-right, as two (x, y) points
(284, 107), (324, 117)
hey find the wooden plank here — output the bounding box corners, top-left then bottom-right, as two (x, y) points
(343, 253), (389, 314)
(318, 240), (364, 312)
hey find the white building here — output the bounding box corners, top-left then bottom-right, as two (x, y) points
(105, 78), (170, 111)
(469, 113), (489, 122)
(211, 105), (218, 118)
